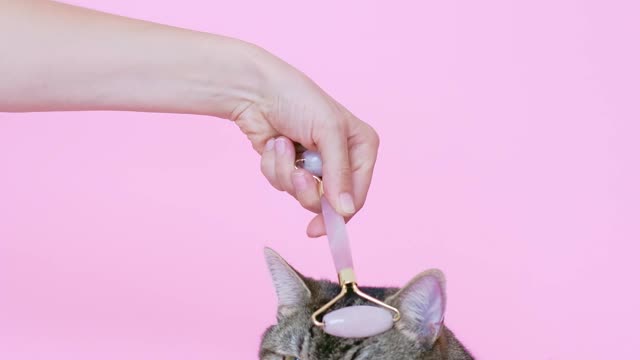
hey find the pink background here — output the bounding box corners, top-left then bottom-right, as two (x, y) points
(1, 0), (639, 359)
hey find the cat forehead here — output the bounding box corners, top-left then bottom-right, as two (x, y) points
(309, 279), (399, 301)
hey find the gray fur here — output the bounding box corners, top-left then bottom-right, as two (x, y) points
(260, 248), (474, 360)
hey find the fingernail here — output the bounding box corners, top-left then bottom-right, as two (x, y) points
(264, 138), (275, 151)
(275, 138), (286, 155)
(338, 192), (356, 214)
(292, 172), (307, 191)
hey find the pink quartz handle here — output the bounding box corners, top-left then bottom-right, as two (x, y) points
(301, 150), (354, 273)
(320, 196), (354, 273)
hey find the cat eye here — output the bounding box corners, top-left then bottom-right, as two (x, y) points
(282, 356), (299, 360)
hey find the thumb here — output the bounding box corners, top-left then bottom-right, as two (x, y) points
(315, 123), (355, 217)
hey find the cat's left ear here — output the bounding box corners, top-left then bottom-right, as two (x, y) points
(387, 269), (446, 347)
(264, 247), (311, 317)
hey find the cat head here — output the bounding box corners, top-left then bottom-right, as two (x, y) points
(259, 248), (472, 360)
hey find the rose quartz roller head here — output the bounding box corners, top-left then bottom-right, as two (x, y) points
(296, 150), (401, 338)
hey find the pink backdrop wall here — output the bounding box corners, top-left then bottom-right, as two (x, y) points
(1, 0), (639, 358)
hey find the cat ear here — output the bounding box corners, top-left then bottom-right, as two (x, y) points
(263, 247), (311, 316)
(387, 269), (446, 347)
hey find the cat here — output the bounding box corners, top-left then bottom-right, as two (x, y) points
(260, 248), (474, 360)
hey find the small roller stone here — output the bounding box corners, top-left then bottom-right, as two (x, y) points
(323, 305), (394, 338)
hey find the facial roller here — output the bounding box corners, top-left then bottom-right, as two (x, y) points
(295, 151), (401, 338)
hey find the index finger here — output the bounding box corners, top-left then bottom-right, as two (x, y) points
(315, 120), (355, 217)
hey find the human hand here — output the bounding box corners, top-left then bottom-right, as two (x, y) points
(231, 46), (379, 237)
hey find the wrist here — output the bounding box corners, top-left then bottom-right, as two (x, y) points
(195, 36), (274, 121)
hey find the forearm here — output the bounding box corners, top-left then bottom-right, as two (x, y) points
(0, 0), (267, 117)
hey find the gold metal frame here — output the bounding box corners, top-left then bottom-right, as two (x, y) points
(311, 268), (401, 327)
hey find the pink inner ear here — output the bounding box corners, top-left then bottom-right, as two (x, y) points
(398, 273), (446, 340)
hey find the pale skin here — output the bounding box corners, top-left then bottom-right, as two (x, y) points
(0, 0), (379, 237)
